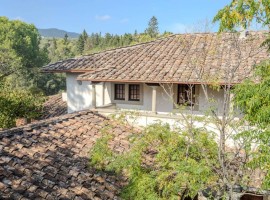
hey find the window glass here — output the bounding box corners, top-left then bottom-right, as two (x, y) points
(115, 84), (125, 100)
(129, 84), (140, 101)
(177, 84), (195, 106)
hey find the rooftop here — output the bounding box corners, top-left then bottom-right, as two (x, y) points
(0, 110), (134, 199)
(39, 94), (67, 120)
(43, 31), (269, 84)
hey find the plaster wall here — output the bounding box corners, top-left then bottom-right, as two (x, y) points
(66, 73), (227, 116)
(66, 73), (92, 113)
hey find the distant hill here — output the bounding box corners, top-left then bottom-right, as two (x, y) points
(38, 28), (80, 38)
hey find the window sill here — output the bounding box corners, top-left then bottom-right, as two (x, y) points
(112, 99), (143, 105)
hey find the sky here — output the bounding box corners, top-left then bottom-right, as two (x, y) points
(0, 0), (232, 35)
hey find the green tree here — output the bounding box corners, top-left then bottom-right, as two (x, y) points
(90, 123), (218, 199)
(214, 0), (270, 190)
(0, 86), (44, 129)
(213, 0), (270, 32)
(145, 16), (159, 38)
(0, 17), (47, 87)
(77, 34), (85, 55)
(76, 30), (89, 55)
(82, 29), (88, 42)
(0, 17), (51, 128)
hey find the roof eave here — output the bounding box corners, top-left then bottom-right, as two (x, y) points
(76, 78), (240, 85)
(42, 69), (93, 73)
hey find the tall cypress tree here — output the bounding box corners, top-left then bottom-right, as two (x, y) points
(76, 35), (85, 55)
(145, 16), (159, 38)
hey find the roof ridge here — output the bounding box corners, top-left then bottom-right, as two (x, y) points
(0, 109), (107, 137)
(55, 30), (269, 61)
(75, 34), (178, 59)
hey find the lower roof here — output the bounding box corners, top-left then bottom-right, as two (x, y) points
(0, 110), (134, 199)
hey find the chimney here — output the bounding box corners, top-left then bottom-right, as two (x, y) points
(239, 29), (249, 39)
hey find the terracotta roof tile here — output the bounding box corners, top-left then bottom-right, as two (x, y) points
(0, 110), (135, 199)
(40, 94), (67, 120)
(43, 31), (269, 84)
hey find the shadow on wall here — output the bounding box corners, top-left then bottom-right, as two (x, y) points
(68, 81), (105, 113)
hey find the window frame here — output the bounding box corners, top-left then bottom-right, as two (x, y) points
(114, 84), (125, 100)
(128, 84), (140, 101)
(177, 84), (196, 106)
(112, 83), (143, 105)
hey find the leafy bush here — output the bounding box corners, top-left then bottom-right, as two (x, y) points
(0, 87), (44, 128)
(90, 123), (218, 200)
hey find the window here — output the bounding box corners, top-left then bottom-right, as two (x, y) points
(114, 84), (125, 100)
(129, 84), (140, 101)
(177, 84), (195, 106)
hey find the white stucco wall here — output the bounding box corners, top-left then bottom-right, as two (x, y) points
(66, 73), (113, 113)
(198, 85), (225, 115)
(66, 73), (92, 113)
(114, 84), (174, 112)
(66, 73), (227, 116)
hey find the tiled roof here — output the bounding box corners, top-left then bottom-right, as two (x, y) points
(43, 31), (269, 84)
(0, 110), (134, 199)
(39, 94), (67, 120)
(15, 94), (67, 127)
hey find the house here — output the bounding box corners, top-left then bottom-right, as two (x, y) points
(43, 31), (269, 126)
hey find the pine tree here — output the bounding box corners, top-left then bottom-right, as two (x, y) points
(145, 16), (159, 38)
(82, 29), (88, 43)
(63, 33), (68, 45)
(76, 35), (85, 55)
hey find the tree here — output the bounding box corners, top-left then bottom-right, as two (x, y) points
(90, 122), (218, 199)
(233, 62), (270, 189)
(145, 16), (159, 38)
(82, 29), (88, 42)
(214, 0), (270, 189)
(76, 30), (89, 55)
(213, 0), (270, 32)
(0, 17), (48, 88)
(0, 17), (50, 128)
(0, 86), (44, 129)
(77, 35), (85, 55)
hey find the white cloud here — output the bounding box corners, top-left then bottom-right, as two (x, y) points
(95, 15), (111, 21)
(120, 18), (129, 23)
(167, 23), (190, 33)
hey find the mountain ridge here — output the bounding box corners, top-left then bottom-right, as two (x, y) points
(38, 28), (80, 38)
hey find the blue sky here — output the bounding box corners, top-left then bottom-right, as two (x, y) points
(0, 0), (231, 34)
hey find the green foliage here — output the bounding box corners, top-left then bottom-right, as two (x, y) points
(0, 86), (44, 128)
(90, 123), (218, 200)
(234, 62), (270, 128)
(0, 16), (65, 95)
(214, 0), (270, 191)
(42, 16), (170, 60)
(233, 62), (270, 189)
(0, 17), (45, 70)
(213, 0), (270, 32)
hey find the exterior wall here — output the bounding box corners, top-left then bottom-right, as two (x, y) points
(66, 73), (92, 113)
(66, 73), (112, 113)
(198, 85), (225, 115)
(113, 83), (174, 113)
(66, 73), (226, 116)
